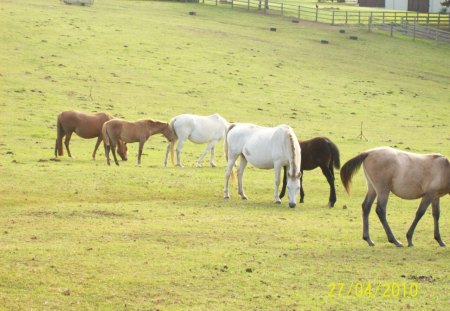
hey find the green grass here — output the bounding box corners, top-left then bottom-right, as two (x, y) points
(1, 0), (449, 309)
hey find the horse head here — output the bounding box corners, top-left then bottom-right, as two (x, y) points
(286, 171), (301, 208)
(117, 140), (128, 161)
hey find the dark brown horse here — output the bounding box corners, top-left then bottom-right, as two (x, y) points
(102, 118), (175, 166)
(280, 137), (340, 207)
(54, 110), (127, 161)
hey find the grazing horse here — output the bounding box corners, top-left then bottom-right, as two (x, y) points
(224, 123), (301, 208)
(54, 110), (127, 161)
(279, 137), (340, 207)
(102, 118), (175, 166)
(164, 113), (229, 167)
(340, 146), (450, 247)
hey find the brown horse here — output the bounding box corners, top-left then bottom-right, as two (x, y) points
(280, 137), (340, 207)
(340, 146), (449, 247)
(102, 118), (175, 166)
(54, 110), (127, 161)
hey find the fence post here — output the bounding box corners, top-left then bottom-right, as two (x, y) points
(437, 13), (440, 27)
(346, 11), (348, 24)
(427, 13), (430, 25)
(298, 6), (301, 19)
(315, 7), (318, 22)
(390, 22), (393, 37)
(358, 11), (361, 24)
(248, 0), (250, 10)
(368, 16), (372, 32)
(281, 3), (283, 16)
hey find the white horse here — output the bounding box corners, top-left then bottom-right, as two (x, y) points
(164, 113), (229, 167)
(223, 123), (302, 208)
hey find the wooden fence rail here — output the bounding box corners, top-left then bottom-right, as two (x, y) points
(200, 0), (450, 28)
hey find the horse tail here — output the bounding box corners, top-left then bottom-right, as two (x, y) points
(55, 113), (64, 156)
(169, 118), (178, 166)
(327, 139), (341, 169)
(102, 122), (110, 147)
(340, 152), (369, 194)
(225, 124), (237, 182)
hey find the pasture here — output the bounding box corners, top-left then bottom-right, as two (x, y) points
(1, 0), (449, 309)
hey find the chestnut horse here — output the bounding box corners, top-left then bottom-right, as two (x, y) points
(279, 137), (340, 207)
(340, 146), (449, 247)
(102, 118), (175, 166)
(54, 110), (127, 161)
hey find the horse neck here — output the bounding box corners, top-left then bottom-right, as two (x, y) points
(150, 121), (172, 139)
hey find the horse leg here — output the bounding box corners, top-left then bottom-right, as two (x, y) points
(320, 165), (336, 208)
(137, 140), (145, 165)
(224, 154), (239, 199)
(431, 198), (445, 247)
(164, 142), (171, 167)
(362, 185), (376, 246)
(299, 172), (304, 203)
(237, 156), (248, 200)
(406, 195), (433, 247)
(176, 138), (186, 167)
(64, 131), (74, 159)
(105, 144), (111, 166)
(110, 141), (119, 166)
(375, 193), (403, 247)
(279, 166), (287, 199)
(92, 137), (102, 160)
(196, 140), (216, 167)
(210, 145), (216, 167)
(273, 164), (282, 204)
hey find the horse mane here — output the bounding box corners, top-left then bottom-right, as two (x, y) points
(287, 128), (299, 177)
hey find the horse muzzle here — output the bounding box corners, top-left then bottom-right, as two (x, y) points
(289, 202), (296, 208)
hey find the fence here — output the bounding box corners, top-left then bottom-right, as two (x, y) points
(200, 0), (450, 28)
(369, 17), (450, 44)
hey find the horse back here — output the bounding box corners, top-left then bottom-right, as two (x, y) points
(59, 110), (112, 138)
(300, 137), (338, 171)
(365, 147), (450, 199)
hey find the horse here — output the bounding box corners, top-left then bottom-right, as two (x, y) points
(102, 118), (175, 166)
(340, 146), (450, 247)
(223, 123), (301, 208)
(163, 113), (229, 167)
(279, 137), (340, 208)
(54, 110), (127, 161)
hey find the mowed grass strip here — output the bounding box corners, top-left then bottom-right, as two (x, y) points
(0, 0), (449, 309)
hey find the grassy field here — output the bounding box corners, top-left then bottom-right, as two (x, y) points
(1, 0), (449, 309)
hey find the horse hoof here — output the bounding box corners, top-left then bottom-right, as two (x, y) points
(289, 203), (296, 208)
(328, 202), (335, 208)
(210, 163), (217, 168)
(224, 196), (230, 200)
(275, 201), (281, 205)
